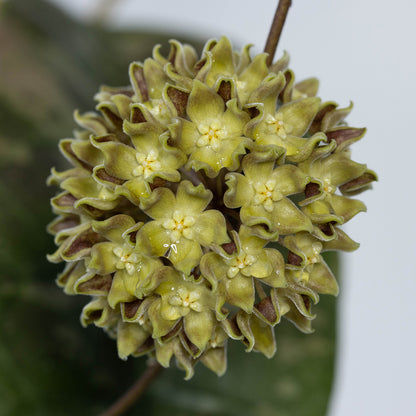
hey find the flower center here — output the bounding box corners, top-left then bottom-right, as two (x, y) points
(137, 315), (152, 332)
(132, 150), (161, 179)
(147, 99), (170, 122)
(294, 269), (310, 283)
(265, 113), (291, 139)
(323, 178), (336, 194)
(253, 180), (283, 212)
(168, 286), (202, 312)
(113, 246), (140, 275)
(210, 331), (224, 348)
(236, 80), (247, 90)
(294, 242), (323, 283)
(227, 251), (257, 278)
(197, 121), (227, 149)
(163, 210), (196, 242)
(307, 242), (323, 265)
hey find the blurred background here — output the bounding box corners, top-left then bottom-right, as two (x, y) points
(1, 0), (414, 415)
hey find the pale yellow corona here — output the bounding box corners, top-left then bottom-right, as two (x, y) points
(163, 210), (196, 242)
(133, 150), (162, 179)
(265, 113), (291, 139)
(197, 121), (228, 149)
(227, 251), (257, 278)
(113, 247), (140, 275)
(253, 180), (283, 212)
(169, 286), (202, 312)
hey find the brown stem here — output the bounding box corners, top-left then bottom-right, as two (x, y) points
(222, 207), (241, 222)
(179, 167), (202, 186)
(196, 171), (212, 190)
(264, 0), (292, 66)
(214, 168), (227, 201)
(98, 361), (163, 416)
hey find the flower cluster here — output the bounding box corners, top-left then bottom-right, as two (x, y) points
(48, 37), (376, 378)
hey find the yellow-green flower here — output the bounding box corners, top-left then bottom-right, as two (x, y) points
(253, 97), (323, 156)
(224, 148), (313, 238)
(283, 232), (339, 295)
(178, 80), (251, 177)
(152, 267), (216, 356)
(242, 72), (326, 162)
(201, 225), (286, 315)
(137, 180), (230, 273)
(91, 120), (186, 204)
(84, 215), (162, 307)
(299, 149), (370, 240)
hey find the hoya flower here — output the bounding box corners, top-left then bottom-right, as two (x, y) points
(253, 96), (325, 161)
(137, 180), (230, 274)
(48, 36), (376, 378)
(283, 232), (340, 295)
(86, 214), (162, 308)
(200, 225), (286, 315)
(194, 37), (272, 104)
(178, 80), (251, 177)
(298, 148), (373, 240)
(91, 120), (186, 204)
(154, 267), (216, 351)
(224, 147), (313, 238)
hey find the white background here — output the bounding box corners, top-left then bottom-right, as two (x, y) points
(49, 1), (416, 414)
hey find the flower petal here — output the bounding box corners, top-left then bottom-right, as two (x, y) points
(184, 310), (216, 352)
(200, 346), (227, 376)
(241, 149), (278, 182)
(136, 221), (171, 257)
(278, 97), (321, 137)
(223, 274), (255, 313)
(272, 164), (311, 196)
(178, 119), (200, 154)
(271, 199), (313, 235)
(88, 242), (118, 275)
(91, 214), (136, 244)
(261, 249), (286, 287)
(192, 210), (230, 247)
(308, 261), (339, 296)
(175, 180), (212, 215)
(94, 141), (138, 180)
(107, 271), (136, 308)
(187, 80), (224, 124)
(81, 296), (117, 328)
(148, 299), (180, 338)
(140, 187), (176, 220)
(117, 321), (151, 360)
(251, 315), (276, 358)
(224, 173), (253, 208)
(168, 238), (202, 274)
(200, 252), (229, 292)
(330, 194), (367, 223)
